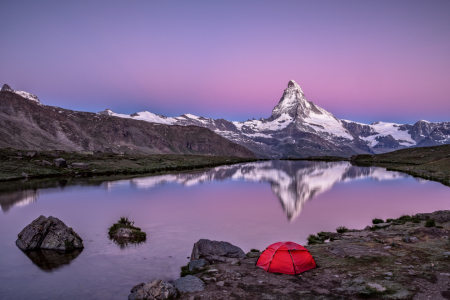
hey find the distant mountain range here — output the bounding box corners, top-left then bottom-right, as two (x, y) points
(0, 84), (255, 158)
(100, 80), (450, 158)
(1, 81), (449, 158)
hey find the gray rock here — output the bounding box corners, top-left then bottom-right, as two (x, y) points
(443, 252), (450, 256)
(384, 272), (393, 276)
(129, 278), (176, 300)
(173, 275), (205, 293)
(364, 225), (371, 231)
(191, 239), (246, 263)
(16, 215), (83, 251)
(246, 251), (261, 258)
(41, 160), (52, 166)
(367, 283), (386, 292)
(72, 163), (89, 169)
(26, 151), (38, 157)
(54, 158), (67, 168)
(189, 259), (209, 271)
(21, 172), (29, 178)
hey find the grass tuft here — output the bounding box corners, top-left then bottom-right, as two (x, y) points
(336, 226), (348, 233)
(425, 219), (436, 227)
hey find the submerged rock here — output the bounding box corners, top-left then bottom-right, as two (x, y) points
(173, 275), (205, 293)
(128, 278), (176, 300)
(16, 215), (83, 251)
(191, 239), (246, 263)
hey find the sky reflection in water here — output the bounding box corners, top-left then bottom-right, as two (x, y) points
(0, 161), (449, 299)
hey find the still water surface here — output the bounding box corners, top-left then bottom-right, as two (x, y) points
(0, 161), (449, 299)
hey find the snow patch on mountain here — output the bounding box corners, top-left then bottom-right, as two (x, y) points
(360, 122), (416, 147)
(1, 84), (42, 105)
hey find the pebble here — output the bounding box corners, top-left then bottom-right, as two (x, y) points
(384, 272), (393, 277)
(216, 281), (224, 287)
(367, 283), (386, 292)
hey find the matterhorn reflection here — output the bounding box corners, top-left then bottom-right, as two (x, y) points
(105, 161), (408, 221)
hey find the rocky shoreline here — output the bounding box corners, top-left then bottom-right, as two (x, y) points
(0, 148), (257, 182)
(133, 210), (450, 300)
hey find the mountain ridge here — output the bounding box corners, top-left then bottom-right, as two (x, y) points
(99, 80), (450, 158)
(2, 81), (449, 158)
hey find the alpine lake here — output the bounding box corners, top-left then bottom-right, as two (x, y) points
(0, 160), (449, 299)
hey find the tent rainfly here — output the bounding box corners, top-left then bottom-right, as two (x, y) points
(256, 241), (316, 275)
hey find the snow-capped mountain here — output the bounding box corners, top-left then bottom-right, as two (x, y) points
(99, 80), (450, 158)
(103, 160), (408, 221)
(1, 84), (41, 104)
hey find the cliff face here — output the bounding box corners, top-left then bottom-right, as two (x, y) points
(0, 91), (256, 158)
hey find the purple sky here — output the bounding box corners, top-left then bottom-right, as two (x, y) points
(1, 0), (449, 124)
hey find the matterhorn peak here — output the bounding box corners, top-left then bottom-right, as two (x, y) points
(287, 80), (303, 92)
(1, 83), (41, 104)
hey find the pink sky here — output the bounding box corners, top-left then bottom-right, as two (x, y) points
(1, 1), (449, 124)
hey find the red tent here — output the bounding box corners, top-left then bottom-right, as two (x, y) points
(256, 241), (316, 275)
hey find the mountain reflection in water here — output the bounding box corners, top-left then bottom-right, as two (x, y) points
(106, 161), (408, 221)
(1, 161), (408, 221)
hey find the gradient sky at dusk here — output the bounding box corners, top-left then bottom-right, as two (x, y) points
(1, 0), (449, 124)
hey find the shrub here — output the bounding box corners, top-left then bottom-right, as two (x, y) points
(372, 218), (384, 224)
(307, 234), (323, 245)
(386, 218), (394, 223)
(250, 249), (260, 252)
(336, 226), (348, 233)
(425, 219), (436, 227)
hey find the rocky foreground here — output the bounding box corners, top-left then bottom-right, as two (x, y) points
(0, 148), (256, 182)
(133, 210), (450, 300)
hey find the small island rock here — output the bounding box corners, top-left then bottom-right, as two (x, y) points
(16, 215), (83, 251)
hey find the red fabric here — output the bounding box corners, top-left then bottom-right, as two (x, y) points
(256, 241), (316, 275)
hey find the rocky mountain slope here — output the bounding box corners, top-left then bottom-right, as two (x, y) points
(101, 80), (450, 158)
(0, 85), (255, 158)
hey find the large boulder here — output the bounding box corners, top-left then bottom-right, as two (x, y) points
(16, 215), (83, 251)
(191, 239), (246, 263)
(128, 278), (176, 300)
(173, 275), (205, 293)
